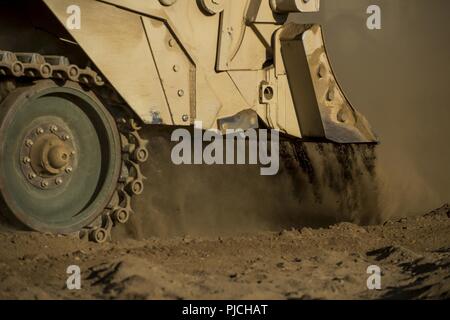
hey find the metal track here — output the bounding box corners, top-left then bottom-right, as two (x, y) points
(0, 50), (148, 243)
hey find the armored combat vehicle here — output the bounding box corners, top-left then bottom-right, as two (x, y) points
(0, 0), (377, 242)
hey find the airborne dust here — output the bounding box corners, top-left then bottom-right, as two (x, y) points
(290, 0), (450, 221)
(114, 127), (383, 239)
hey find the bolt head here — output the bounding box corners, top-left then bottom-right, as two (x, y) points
(23, 157), (31, 164)
(115, 209), (129, 224)
(318, 64), (326, 78)
(55, 177), (63, 185)
(65, 166), (73, 174)
(69, 67), (78, 77)
(41, 181), (48, 188)
(36, 128), (44, 135)
(132, 181), (143, 194)
(50, 125), (58, 133)
(42, 65), (51, 75)
(182, 114), (189, 122)
(25, 139), (34, 147)
(28, 173), (36, 180)
(13, 63), (22, 73)
(173, 65), (180, 72)
(138, 150), (146, 160)
(118, 210), (127, 219)
(326, 87), (335, 101)
(94, 229), (107, 243)
(177, 89), (185, 97)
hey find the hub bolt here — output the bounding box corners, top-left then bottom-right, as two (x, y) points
(41, 181), (49, 188)
(55, 177), (63, 185)
(65, 166), (73, 174)
(50, 125), (58, 133)
(25, 139), (34, 147)
(28, 173), (36, 180)
(61, 135), (70, 141)
(36, 128), (44, 135)
(23, 157), (31, 164)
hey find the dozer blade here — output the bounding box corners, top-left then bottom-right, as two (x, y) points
(280, 24), (378, 143)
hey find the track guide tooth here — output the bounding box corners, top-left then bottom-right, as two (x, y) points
(43, 55), (80, 82)
(0, 51), (24, 77)
(79, 67), (104, 86)
(15, 53), (52, 78)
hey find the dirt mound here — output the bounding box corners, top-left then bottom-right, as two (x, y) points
(86, 257), (191, 299)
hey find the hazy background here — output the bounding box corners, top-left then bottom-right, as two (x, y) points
(293, 0), (450, 216)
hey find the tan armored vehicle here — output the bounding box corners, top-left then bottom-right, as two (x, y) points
(0, 0), (376, 242)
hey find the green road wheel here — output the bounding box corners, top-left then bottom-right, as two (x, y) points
(0, 80), (121, 234)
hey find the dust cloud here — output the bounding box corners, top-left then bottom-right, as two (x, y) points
(291, 0), (450, 217)
(114, 127), (382, 239)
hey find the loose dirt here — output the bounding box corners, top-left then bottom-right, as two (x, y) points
(0, 204), (448, 300)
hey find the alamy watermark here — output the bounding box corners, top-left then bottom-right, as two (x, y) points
(66, 5), (81, 30)
(367, 5), (382, 30)
(66, 265), (81, 290)
(171, 121), (279, 176)
(366, 265), (382, 290)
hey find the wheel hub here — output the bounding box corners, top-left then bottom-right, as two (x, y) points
(20, 122), (76, 190)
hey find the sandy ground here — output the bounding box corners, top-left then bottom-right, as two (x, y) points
(0, 136), (448, 300)
(0, 204), (448, 300)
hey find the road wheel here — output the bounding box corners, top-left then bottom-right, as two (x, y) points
(0, 79), (121, 234)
